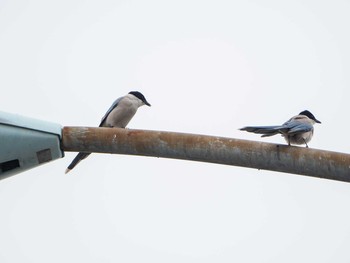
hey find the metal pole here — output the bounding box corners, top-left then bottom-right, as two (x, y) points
(61, 127), (350, 183)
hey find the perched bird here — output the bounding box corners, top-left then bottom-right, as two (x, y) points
(239, 110), (321, 147)
(65, 91), (151, 174)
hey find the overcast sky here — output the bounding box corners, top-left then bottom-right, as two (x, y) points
(1, 0), (350, 262)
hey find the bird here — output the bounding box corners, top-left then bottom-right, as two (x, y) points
(65, 91), (151, 174)
(239, 110), (321, 147)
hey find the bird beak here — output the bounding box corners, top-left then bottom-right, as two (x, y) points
(145, 101), (151, 107)
(315, 119), (321, 124)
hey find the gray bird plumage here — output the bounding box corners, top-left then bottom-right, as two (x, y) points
(240, 110), (321, 147)
(65, 91), (151, 174)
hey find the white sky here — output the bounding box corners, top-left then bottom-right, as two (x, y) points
(1, 0), (350, 262)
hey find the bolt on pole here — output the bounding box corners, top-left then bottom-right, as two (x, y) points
(61, 127), (350, 183)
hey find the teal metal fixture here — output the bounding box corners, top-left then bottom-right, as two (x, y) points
(0, 111), (63, 180)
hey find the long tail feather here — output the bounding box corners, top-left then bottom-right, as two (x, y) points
(239, 125), (285, 137)
(65, 152), (91, 174)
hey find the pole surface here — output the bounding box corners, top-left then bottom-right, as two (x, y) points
(61, 127), (350, 183)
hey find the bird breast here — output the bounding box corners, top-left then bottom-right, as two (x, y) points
(105, 98), (139, 128)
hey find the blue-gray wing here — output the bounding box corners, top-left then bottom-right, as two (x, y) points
(240, 122), (313, 137)
(99, 97), (123, 127)
(285, 122), (313, 135)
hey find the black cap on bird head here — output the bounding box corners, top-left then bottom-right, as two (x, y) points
(299, 110), (321, 123)
(129, 91), (151, 106)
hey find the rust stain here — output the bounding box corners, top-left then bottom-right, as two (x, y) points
(126, 129), (146, 137)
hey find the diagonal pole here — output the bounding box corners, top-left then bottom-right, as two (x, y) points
(61, 127), (350, 183)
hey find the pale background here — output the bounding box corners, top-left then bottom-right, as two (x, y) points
(1, 0), (350, 262)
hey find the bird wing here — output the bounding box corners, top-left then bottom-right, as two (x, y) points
(285, 122), (313, 135)
(240, 114), (315, 139)
(99, 96), (123, 127)
(240, 122), (313, 137)
(281, 117), (313, 134)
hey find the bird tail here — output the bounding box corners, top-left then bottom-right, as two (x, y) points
(239, 125), (285, 137)
(65, 152), (91, 174)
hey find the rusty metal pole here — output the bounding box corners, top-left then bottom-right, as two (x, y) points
(61, 127), (350, 183)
